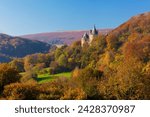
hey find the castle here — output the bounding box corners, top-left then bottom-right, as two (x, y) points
(81, 25), (98, 47)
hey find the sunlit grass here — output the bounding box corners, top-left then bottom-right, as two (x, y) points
(37, 72), (71, 83)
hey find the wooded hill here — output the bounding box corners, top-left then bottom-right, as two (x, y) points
(0, 33), (51, 62)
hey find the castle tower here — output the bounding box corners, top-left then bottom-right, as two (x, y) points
(89, 25), (98, 44)
(81, 33), (89, 47)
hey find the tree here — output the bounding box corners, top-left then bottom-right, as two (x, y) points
(57, 54), (67, 67)
(0, 63), (21, 94)
(9, 59), (24, 72)
(72, 67), (80, 79)
(24, 55), (34, 71)
(3, 82), (38, 100)
(20, 71), (37, 83)
(75, 67), (102, 99)
(106, 31), (120, 50)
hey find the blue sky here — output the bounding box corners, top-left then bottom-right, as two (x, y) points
(0, 0), (150, 36)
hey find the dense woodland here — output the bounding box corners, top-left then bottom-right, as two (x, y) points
(0, 12), (150, 100)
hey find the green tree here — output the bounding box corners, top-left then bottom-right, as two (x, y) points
(58, 54), (67, 67)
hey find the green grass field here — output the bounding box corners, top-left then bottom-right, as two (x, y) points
(37, 72), (71, 83)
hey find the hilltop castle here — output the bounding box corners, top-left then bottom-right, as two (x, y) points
(81, 25), (98, 47)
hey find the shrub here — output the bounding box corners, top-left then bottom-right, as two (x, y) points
(61, 87), (86, 100)
(3, 83), (38, 100)
(36, 79), (66, 100)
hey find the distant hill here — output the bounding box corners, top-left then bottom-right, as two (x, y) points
(21, 29), (111, 45)
(0, 54), (12, 63)
(0, 33), (51, 62)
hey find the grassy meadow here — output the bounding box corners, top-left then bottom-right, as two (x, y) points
(37, 72), (71, 83)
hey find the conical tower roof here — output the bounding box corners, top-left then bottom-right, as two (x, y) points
(92, 25), (98, 35)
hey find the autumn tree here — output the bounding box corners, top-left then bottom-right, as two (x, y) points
(9, 59), (24, 72)
(20, 71), (37, 83)
(3, 82), (38, 100)
(75, 67), (102, 99)
(106, 31), (120, 50)
(0, 63), (21, 94)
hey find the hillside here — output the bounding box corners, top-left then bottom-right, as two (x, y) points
(0, 33), (51, 62)
(21, 29), (111, 45)
(115, 12), (150, 34)
(0, 54), (12, 62)
(106, 12), (150, 50)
